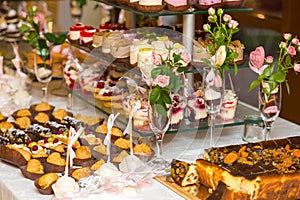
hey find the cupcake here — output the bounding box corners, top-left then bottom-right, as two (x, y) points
(165, 0), (189, 12)
(136, 0), (165, 13)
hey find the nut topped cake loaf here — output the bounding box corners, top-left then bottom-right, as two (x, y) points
(196, 136), (300, 199)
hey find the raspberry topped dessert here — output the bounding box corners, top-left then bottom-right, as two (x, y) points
(186, 90), (208, 122)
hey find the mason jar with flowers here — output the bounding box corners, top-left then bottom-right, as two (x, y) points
(248, 33), (300, 140)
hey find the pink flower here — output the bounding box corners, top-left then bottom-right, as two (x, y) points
(280, 42), (287, 48)
(161, 52), (168, 61)
(283, 33), (292, 40)
(164, 41), (173, 49)
(223, 14), (232, 22)
(294, 63), (300, 72)
(151, 52), (162, 65)
(287, 46), (296, 56)
(208, 7), (215, 15)
(249, 46), (265, 74)
(292, 38), (300, 45)
(203, 24), (210, 32)
(266, 56), (273, 63)
(154, 75), (170, 88)
(181, 50), (191, 64)
(208, 16), (215, 22)
(20, 11), (27, 19)
(264, 106), (278, 114)
(228, 20), (238, 28)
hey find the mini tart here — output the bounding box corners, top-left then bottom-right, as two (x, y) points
(52, 109), (72, 121)
(15, 116), (31, 129)
(26, 159), (44, 174)
(33, 112), (50, 124)
(44, 152), (66, 173)
(133, 143), (152, 156)
(33, 102), (53, 112)
(12, 108), (32, 118)
(35, 172), (59, 195)
(90, 159), (105, 171)
(114, 138), (131, 150)
(71, 167), (92, 181)
(0, 121), (14, 132)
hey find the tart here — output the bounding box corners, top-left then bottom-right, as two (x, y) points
(71, 167), (92, 181)
(33, 112), (50, 124)
(20, 159), (44, 180)
(15, 117), (31, 130)
(35, 172), (59, 195)
(45, 152), (66, 173)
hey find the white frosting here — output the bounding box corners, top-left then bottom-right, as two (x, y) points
(6, 24), (18, 33)
(130, 44), (152, 65)
(69, 31), (80, 40)
(204, 88), (221, 100)
(81, 36), (93, 44)
(139, 0), (162, 6)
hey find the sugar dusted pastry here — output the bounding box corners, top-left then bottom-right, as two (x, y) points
(75, 146), (92, 159)
(27, 159), (44, 174)
(93, 143), (107, 155)
(38, 172), (59, 189)
(0, 121), (14, 132)
(14, 108), (32, 117)
(52, 109), (69, 120)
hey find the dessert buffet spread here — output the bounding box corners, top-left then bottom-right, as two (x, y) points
(165, 137), (300, 199)
(0, 101), (159, 198)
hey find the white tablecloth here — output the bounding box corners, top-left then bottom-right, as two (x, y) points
(1, 81), (300, 200)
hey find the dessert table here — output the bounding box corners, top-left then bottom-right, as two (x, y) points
(1, 80), (300, 200)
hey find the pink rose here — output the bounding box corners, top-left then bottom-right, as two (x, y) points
(249, 46), (265, 74)
(161, 52), (168, 61)
(164, 41), (173, 49)
(294, 63), (300, 72)
(181, 50), (191, 64)
(228, 20), (239, 28)
(292, 38), (300, 45)
(280, 42), (286, 48)
(151, 52), (162, 65)
(154, 75), (170, 88)
(283, 33), (292, 40)
(287, 46), (296, 56)
(203, 24), (210, 32)
(264, 106), (278, 114)
(208, 7), (215, 15)
(223, 14), (232, 22)
(266, 56), (273, 63)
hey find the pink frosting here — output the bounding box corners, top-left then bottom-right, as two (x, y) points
(165, 0), (187, 6)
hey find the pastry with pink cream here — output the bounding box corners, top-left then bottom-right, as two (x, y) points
(165, 0), (189, 12)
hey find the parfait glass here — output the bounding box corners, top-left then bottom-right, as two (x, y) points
(259, 81), (282, 140)
(34, 49), (53, 102)
(203, 67), (225, 148)
(148, 101), (172, 170)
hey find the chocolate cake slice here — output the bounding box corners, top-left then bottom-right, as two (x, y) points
(197, 136), (300, 199)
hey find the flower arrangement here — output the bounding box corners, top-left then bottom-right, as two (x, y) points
(19, 6), (66, 62)
(148, 41), (191, 116)
(248, 33), (300, 97)
(202, 7), (240, 76)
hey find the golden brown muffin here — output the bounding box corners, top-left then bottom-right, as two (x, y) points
(38, 172), (59, 189)
(75, 114), (101, 126)
(52, 109), (69, 120)
(0, 121), (14, 132)
(133, 143), (152, 155)
(35, 102), (52, 112)
(46, 152), (66, 166)
(27, 159), (44, 174)
(75, 146), (92, 159)
(112, 150), (129, 163)
(16, 108), (32, 117)
(15, 117), (31, 129)
(114, 138), (130, 150)
(71, 167), (91, 181)
(93, 143), (107, 155)
(34, 112), (50, 124)
(91, 159), (105, 171)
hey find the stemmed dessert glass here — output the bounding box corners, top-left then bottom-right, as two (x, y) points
(34, 50), (53, 102)
(203, 67), (225, 148)
(147, 100), (172, 170)
(259, 81), (282, 140)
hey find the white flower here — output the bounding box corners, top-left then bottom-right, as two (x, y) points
(215, 45), (226, 67)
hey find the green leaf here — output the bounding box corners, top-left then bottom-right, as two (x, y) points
(161, 91), (172, 105)
(150, 87), (161, 105)
(44, 33), (56, 43)
(55, 34), (67, 45)
(286, 56), (291, 66)
(263, 66), (273, 77)
(248, 80), (260, 92)
(177, 67), (186, 73)
(273, 71), (286, 83)
(155, 104), (167, 117)
(151, 67), (162, 78)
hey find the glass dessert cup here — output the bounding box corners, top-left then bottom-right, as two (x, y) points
(34, 51), (53, 102)
(147, 102), (172, 171)
(203, 67), (225, 148)
(259, 81), (282, 141)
